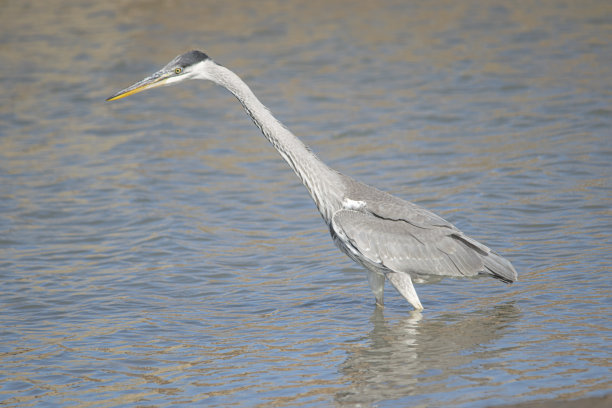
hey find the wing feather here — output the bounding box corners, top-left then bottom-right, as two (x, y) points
(332, 209), (484, 278)
(334, 177), (517, 282)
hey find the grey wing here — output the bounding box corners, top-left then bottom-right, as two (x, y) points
(341, 178), (517, 282)
(344, 178), (455, 229)
(332, 209), (497, 279)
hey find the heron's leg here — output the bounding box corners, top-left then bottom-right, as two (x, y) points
(387, 272), (424, 311)
(366, 268), (385, 307)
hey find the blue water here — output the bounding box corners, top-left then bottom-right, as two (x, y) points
(1, 1), (610, 406)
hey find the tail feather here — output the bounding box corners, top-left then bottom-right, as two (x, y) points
(482, 251), (518, 283)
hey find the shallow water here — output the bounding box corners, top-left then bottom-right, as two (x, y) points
(1, 0), (611, 406)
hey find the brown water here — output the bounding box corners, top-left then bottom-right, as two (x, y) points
(1, 0), (611, 407)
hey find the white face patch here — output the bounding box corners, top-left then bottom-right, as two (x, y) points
(342, 198), (366, 211)
(163, 75), (185, 86)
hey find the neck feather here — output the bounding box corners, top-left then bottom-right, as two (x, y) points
(206, 63), (343, 222)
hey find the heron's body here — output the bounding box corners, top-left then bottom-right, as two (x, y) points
(107, 50), (517, 311)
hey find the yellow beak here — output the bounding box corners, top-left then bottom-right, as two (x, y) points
(106, 71), (170, 101)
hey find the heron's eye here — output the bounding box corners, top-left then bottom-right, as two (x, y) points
(174, 68), (183, 75)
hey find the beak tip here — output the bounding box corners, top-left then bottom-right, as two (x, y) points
(105, 92), (128, 102)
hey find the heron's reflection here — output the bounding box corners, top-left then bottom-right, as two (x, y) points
(336, 303), (520, 405)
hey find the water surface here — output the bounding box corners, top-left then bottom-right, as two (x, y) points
(1, 0), (611, 406)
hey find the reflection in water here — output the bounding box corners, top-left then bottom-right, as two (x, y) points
(338, 304), (520, 406)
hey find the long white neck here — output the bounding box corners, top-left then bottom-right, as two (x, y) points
(203, 62), (344, 222)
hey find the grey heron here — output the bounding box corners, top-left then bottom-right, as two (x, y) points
(107, 50), (517, 311)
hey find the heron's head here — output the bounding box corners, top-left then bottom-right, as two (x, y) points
(106, 50), (212, 101)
